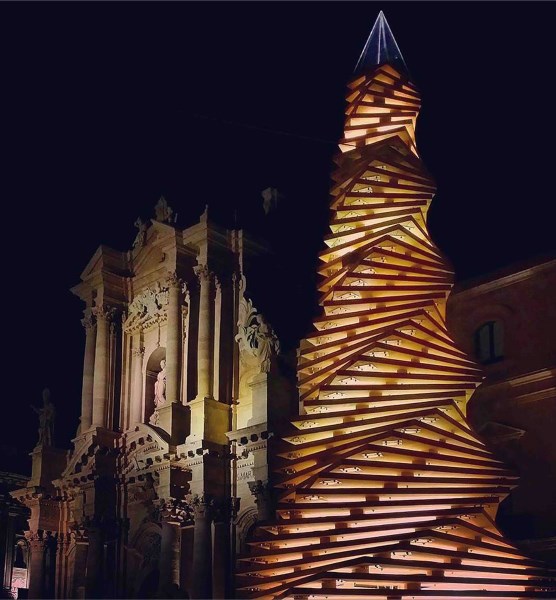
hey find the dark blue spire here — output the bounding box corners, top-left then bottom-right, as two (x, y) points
(354, 11), (409, 77)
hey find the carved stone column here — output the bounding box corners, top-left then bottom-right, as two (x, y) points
(84, 525), (103, 599)
(157, 520), (181, 597)
(156, 498), (190, 597)
(194, 265), (213, 400)
(131, 339), (144, 425)
(165, 272), (182, 405)
(190, 499), (213, 600)
(1, 513), (15, 594)
(92, 305), (113, 428)
(249, 480), (274, 522)
(80, 314), (97, 432)
(212, 503), (231, 599)
(25, 530), (47, 599)
(55, 532), (68, 599)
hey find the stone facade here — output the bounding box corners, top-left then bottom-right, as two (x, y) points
(10, 201), (295, 599)
(0, 471), (30, 599)
(447, 257), (556, 565)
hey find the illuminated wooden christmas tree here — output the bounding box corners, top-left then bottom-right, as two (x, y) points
(236, 12), (556, 599)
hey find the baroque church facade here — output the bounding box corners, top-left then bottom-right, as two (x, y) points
(11, 199), (295, 599)
(7, 11), (556, 600)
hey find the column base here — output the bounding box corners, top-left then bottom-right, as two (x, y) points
(157, 403), (190, 446)
(29, 445), (67, 488)
(186, 397), (230, 446)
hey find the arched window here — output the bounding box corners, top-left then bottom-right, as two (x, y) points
(474, 320), (504, 364)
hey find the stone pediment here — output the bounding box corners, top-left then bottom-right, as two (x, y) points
(120, 424), (172, 478)
(131, 232), (167, 275)
(56, 429), (120, 490)
(79, 245), (129, 280)
(59, 435), (97, 481)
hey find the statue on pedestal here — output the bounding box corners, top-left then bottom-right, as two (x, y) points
(31, 388), (55, 447)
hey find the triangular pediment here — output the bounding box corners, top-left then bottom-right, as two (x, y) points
(131, 220), (183, 276)
(79, 244), (128, 281)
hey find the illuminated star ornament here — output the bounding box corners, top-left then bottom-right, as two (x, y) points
(237, 12), (556, 599)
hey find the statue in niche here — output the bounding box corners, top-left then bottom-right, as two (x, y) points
(153, 360), (167, 408)
(31, 388), (55, 447)
(132, 217), (147, 249)
(154, 196), (177, 224)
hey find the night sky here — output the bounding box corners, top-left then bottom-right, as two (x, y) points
(2, 2), (555, 473)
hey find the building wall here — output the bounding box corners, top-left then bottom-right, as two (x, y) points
(0, 471), (30, 599)
(447, 257), (556, 562)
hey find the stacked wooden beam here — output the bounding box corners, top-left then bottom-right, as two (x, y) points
(236, 64), (556, 599)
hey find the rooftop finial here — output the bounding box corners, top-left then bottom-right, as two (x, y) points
(354, 11), (409, 77)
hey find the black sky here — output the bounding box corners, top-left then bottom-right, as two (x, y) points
(2, 2), (555, 472)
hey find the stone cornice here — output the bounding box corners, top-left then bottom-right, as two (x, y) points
(451, 259), (556, 301)
(479, 367), (556, 405)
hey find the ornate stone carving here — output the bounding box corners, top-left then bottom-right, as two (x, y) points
(154, 196), (177, 224)
(132, 217), (147, 249)
(31, 388), (55, 447)
(166, 271), (182, 289)
(248, 480), (274, 522)
(156, 497), (193, 526)
(187, 494), (215, 521)
(124, 282), (169, 333)
(81, 314), (95, 330)
(193, 264), (211, 283)
(25, 529), (56, 551)
(92, 304), (116, 321)
(235, 278), (280, 373)
(131, 345), (145, 359)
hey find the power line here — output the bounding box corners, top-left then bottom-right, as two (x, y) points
(189, 112), (344, 147)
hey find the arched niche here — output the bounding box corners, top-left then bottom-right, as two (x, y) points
(235, 507), (258, 555)
(145, 347), (166, 423)
(128, 523), (162, 598)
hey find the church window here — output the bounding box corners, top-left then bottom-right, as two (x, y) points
(474, 320), (504, 364)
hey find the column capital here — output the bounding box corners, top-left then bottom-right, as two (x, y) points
(92, 304), (116, 321)
(25, 529), (56, 549)
(156, 497), (193, 527)
(131, 345), (145, 358)
(81, 313), (96, 330)
(248, 480), (274, 522)
(193, 264), (212, 283)
(186, 494), (215, 521)
(166, 271), (183, 289)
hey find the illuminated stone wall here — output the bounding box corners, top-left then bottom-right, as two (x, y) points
(448, 259), (556, 565)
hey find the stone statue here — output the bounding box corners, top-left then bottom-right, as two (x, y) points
(261, 187), (281, 215)
(235, 290), (280, 373)
(31, 388), (55, 447)
(154, 196), (176, 224)
(132, 217), (147, 249)
(154, 360), (167, 408)
(254, 314), (277, 373)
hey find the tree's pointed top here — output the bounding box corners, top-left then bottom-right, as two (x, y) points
(354, 11), (409, 77)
